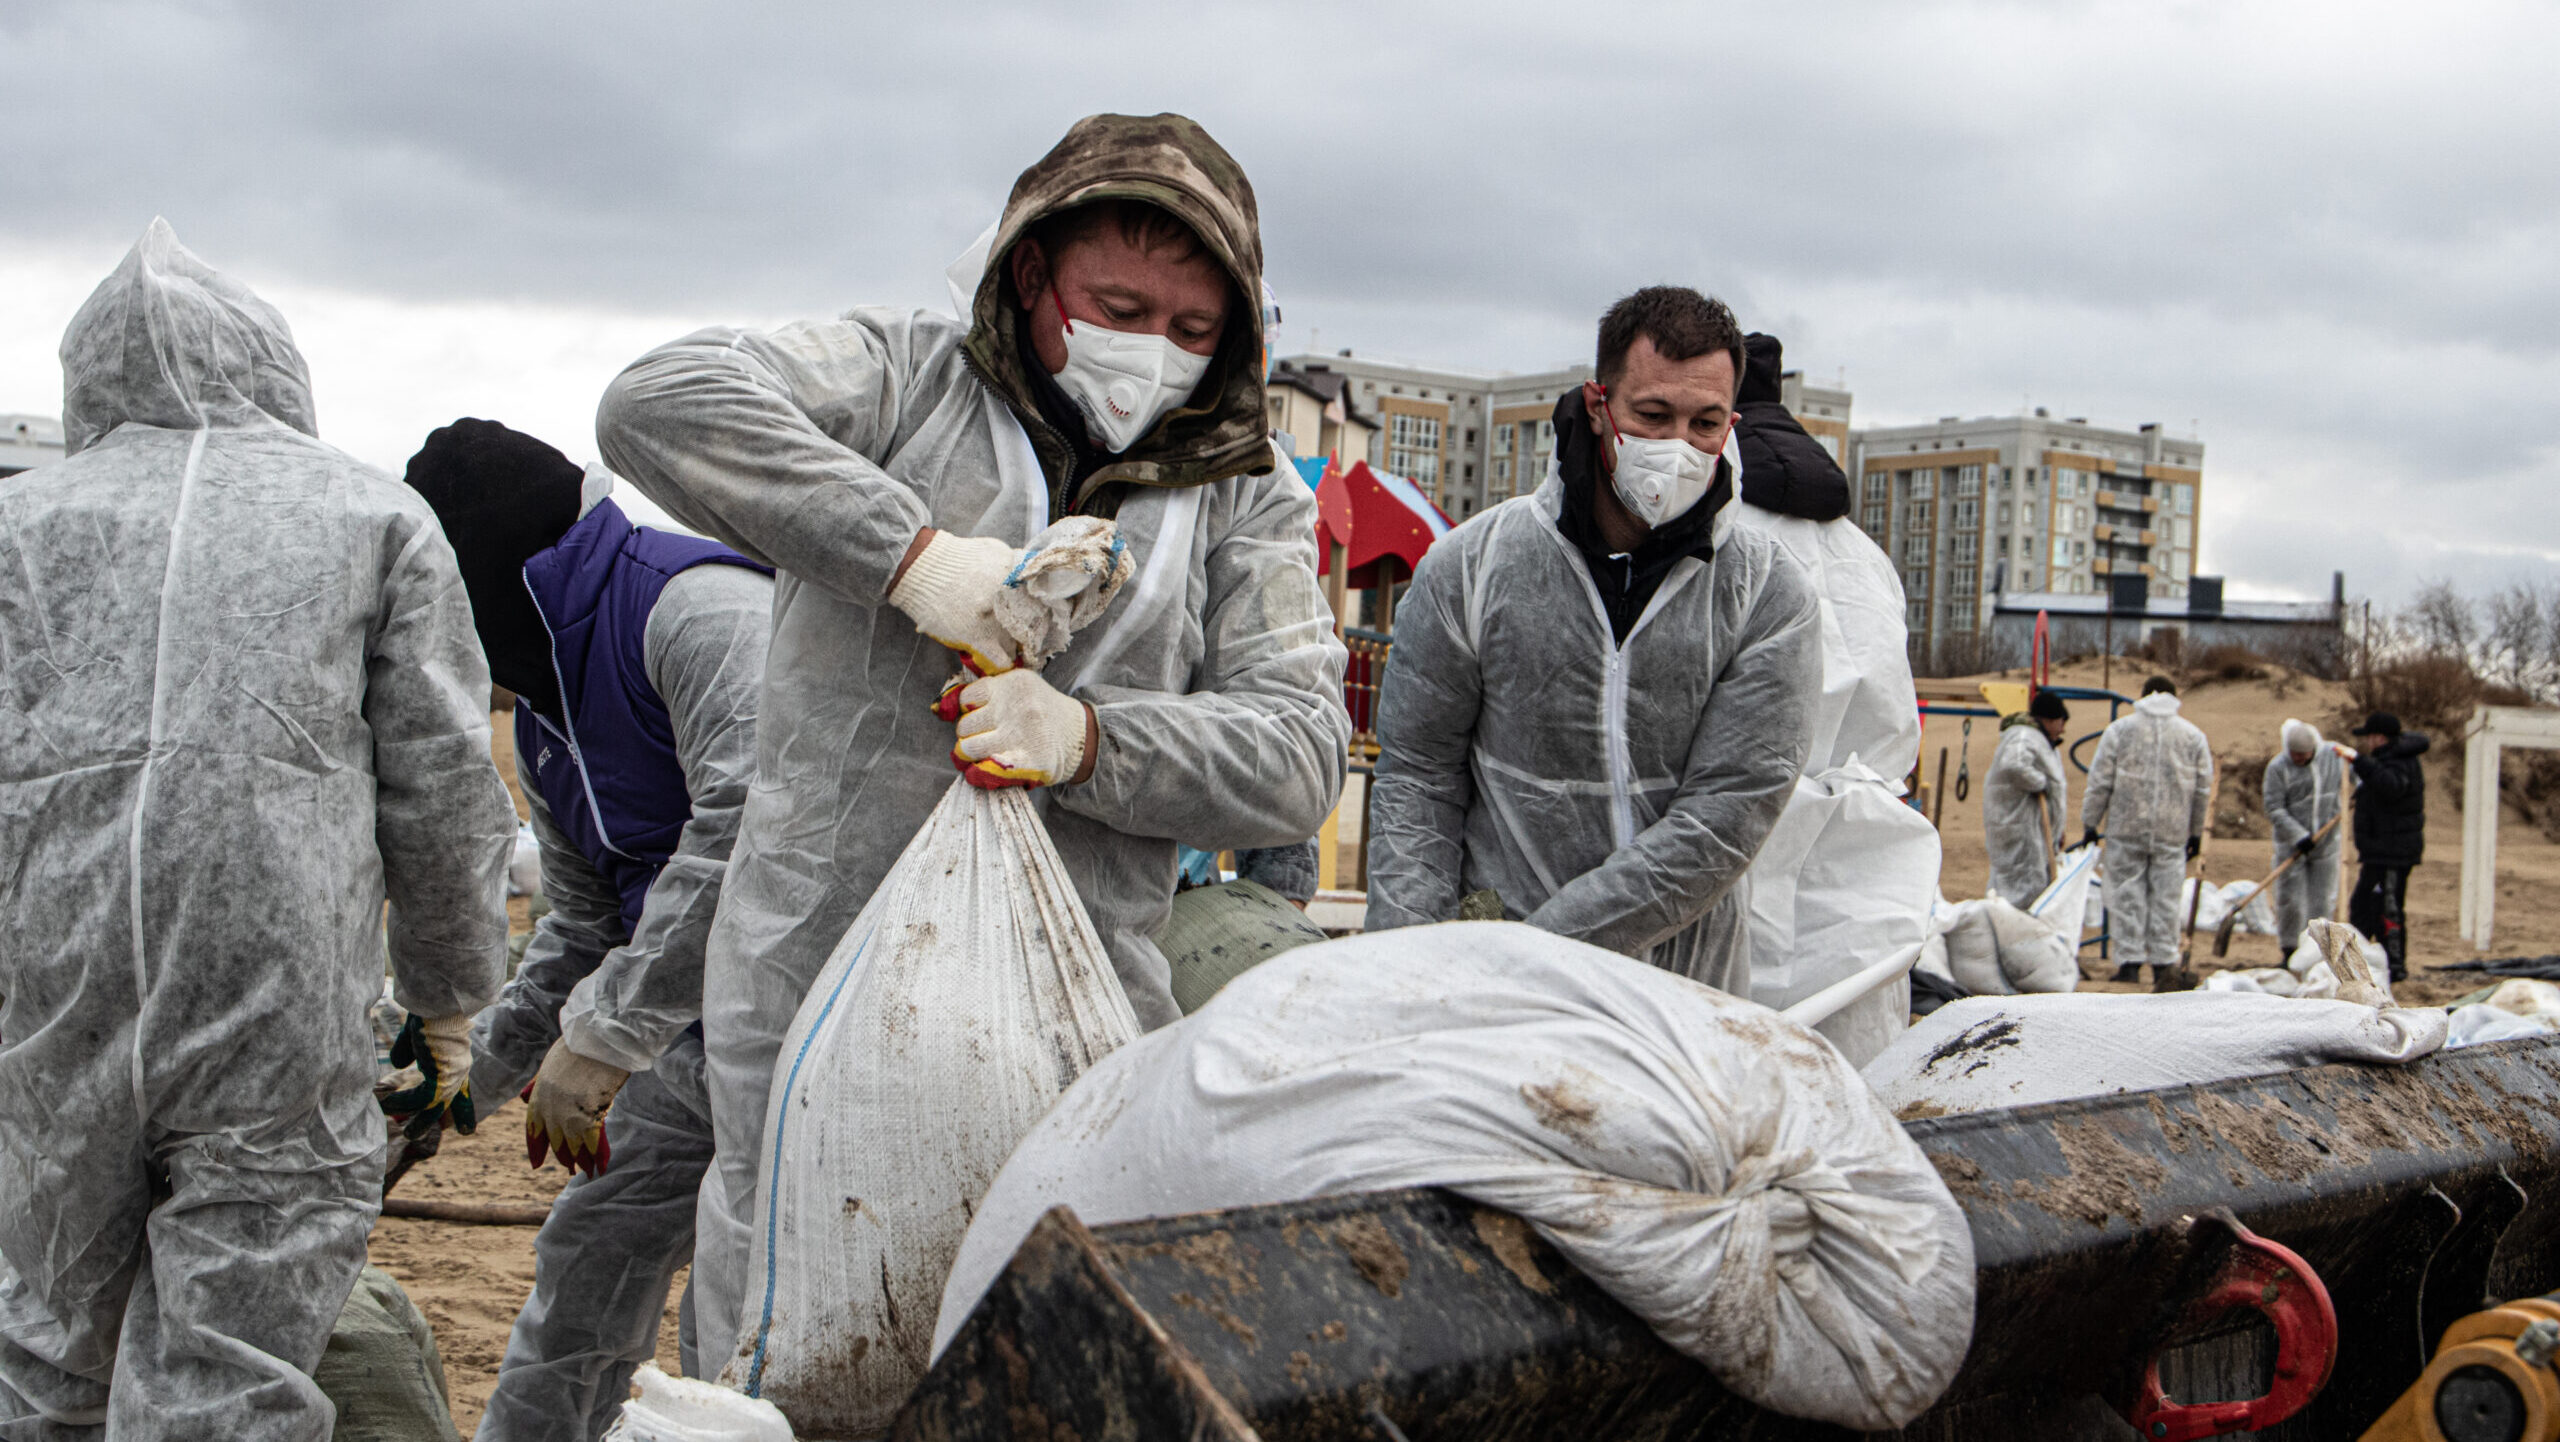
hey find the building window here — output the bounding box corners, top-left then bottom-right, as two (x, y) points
(1907, 599), (1929, 631)
(2024, 468), (2041, 492)
(1861, 503), (1887, 535)
(1905, 568), (1930, 599)
(2176, 483), (2194, 515)
(1864, 471), (1890, 501)
(1493, 423), (1515, 457)
(1997, 535), (2011, 557)
(2073, 539), (2088, 561)
(1956, 465), (1981, 496)
(1389, 412), (1443, 490)
(2020, 501), (2038, 527)
(2051, 537), (2071, 567)
(1905, 469), (1934, 500)
(1464, 428), (1477, 445)
(1902, 537), (1930, 567)
(2170, 549), (2190, 581)
(1489, 455), (1515, 501)
(1952, 499), (1980, 530)
(1953, 534), (1978, 567)
(1946, 602), (1976, 633)
(1998, 502), (2013, 527)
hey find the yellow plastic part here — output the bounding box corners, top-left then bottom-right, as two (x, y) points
(2359, 1299), (2560, 1441)
(1979, 680), (2031, 718)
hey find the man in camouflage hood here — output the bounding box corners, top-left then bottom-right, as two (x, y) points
(598, 113), (1348, 1369)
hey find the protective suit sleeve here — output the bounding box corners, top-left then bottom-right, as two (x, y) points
(2263, 757), (2309, 849)
(370, 519), (514, 1020)
(2187, 729), (2217, 840)
(2081, 727), (2119, 833)
(558, 564), (771, 1072)
(1361, 538), (1482, 931)
(1987, 728), (2051, 797)
(472, 773), (624, 1102)
(1524, 552), (1823, 956)
(1053, 475), (1349, 850)
(595, 320), (933, 607)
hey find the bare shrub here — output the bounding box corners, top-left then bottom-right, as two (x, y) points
(2189, 642), (2273, 687)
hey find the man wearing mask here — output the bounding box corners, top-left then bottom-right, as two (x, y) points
(1984, 690), (2073, 909)
(1366, 287), (1821, 987)
(2348, 711), (2429, 982)
(0, 222), (512, 1437)
(2081, 676), (2215, 984)
(2262, 718), (2348, 957)
(401, 419), (771, 1440)
(596, 113), (1348, 1363)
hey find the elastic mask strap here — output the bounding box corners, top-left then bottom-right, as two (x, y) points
(1052, 289), (1075, 336)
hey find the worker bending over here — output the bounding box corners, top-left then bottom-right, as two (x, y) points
(2261, 718), (2347, 955)
(0, 223), (513, 1438)
(2081, 676), (2215, 984)
(597, 113), (1349, 1363)
(1723, 332), (1931, 1064)
(403, 420), (771, 1440)
(1367, 287), (1821, 987)
(2349, 711), (2429, 983)
(1984, 690), (2072, 909)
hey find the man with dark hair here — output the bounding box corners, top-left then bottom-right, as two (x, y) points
(1984, 689), (2073, 909)
(402, 418), (772, 1441)
(597, 112), (1348, 1364)
(2082, 675), (2215, 983)
(2348, 711), (2429, 982)
(1367, 286), (1820, 989)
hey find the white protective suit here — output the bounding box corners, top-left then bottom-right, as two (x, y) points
(1365, 474), (1823, 986)
(594, 119), (1349, 1363)
(1982, 717), (2070, 909)
(472, 560), (769, 1442)
(2082, 692), (2215, 971)
(0, 221), (513, 1438)
(1724, 502), (1936, 1066)
(2262, 723), (2347, 953)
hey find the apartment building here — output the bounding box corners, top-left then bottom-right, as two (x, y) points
(1778, 372), (1853, 466)
(1270, 353), (1592, 521)
(0, 413), (63, 478)
(1266, 361), (1378, 466)
(1848, 409), (2204, 662)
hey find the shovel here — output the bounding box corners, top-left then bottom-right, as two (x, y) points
(2154, 852), (2212, 992)
(2211, 810), (2345, 959)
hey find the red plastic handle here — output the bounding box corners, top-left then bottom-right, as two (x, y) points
(2123, 1224), (2336, 1441)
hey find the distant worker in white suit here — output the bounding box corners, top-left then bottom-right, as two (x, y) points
(2262, 718), (2347, 954)
(2081, 676), (2214, 984)
(1983, 689), (2073, 909)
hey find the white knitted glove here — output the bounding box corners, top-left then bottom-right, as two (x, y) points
(888, 531), (1025, 676)
(944, 668), (1095, 789)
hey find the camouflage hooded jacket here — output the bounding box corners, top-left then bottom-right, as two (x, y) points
(963, 112), (1275, 517)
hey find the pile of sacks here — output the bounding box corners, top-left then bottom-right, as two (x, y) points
(1915, 845), (2102, 997)
(2445, 979), (2560, 1047)
(2179, 876), (2278, 937)
(2199, 921), (2392, 1001)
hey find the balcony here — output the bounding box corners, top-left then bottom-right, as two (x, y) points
(2095, 490), (2160, 514)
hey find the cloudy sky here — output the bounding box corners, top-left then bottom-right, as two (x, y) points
(2, 0), (2552, 605)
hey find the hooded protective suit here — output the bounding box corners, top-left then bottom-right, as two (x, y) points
(1365, 389), (1823, 987)
(0, 221), (512, 1438)
(595, 114), (1349, 1362)
(2082, 691), (2215, 971)
(1723, 338), (1934, 1066)
(2262, 723), (2346, 952)
(1983, 716), (2070, 909)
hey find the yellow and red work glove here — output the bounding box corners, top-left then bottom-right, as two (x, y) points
(524, 1039), (630, 1177)
(933, 667), (1096, 789)
(887, 529), (1026, 676)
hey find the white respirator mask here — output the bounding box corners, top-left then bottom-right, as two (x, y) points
(1049, 291), (1213, 454)
(1598, 396), (1719, 528)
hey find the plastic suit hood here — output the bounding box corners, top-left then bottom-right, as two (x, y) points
(960, 112), (1273, 513)
(0, 222), (513, 1433)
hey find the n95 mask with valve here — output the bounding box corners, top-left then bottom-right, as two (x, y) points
(1052, 301), (1212, 453)
(1609, 432), (1717, 528)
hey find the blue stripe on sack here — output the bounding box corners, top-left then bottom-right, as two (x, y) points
(742, 928), (873, 1396)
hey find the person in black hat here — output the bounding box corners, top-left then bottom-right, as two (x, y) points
(1983, 689), (2074, 908)
(2347, 710), (2429, 982)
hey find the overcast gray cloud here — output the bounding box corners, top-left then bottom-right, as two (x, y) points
(2, 0), (2553, 603)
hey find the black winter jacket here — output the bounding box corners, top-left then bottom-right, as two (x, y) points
(1733, 333), (1851, 521)
(2352, 732), (2431, 867)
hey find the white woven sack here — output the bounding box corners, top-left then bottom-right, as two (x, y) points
(933, 922), (1977, 1431)
(721, 517), (1140, 1438)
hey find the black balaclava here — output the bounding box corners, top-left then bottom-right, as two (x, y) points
(401, 418), (584, 717)
(1733, 333), (1851, 521)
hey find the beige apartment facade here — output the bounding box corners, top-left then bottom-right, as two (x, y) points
(1849, 409), (2205, 663)
(1270, 353), (1592, 521)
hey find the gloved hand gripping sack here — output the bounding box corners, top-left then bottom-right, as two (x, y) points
(721, 517), (1137, 1438)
